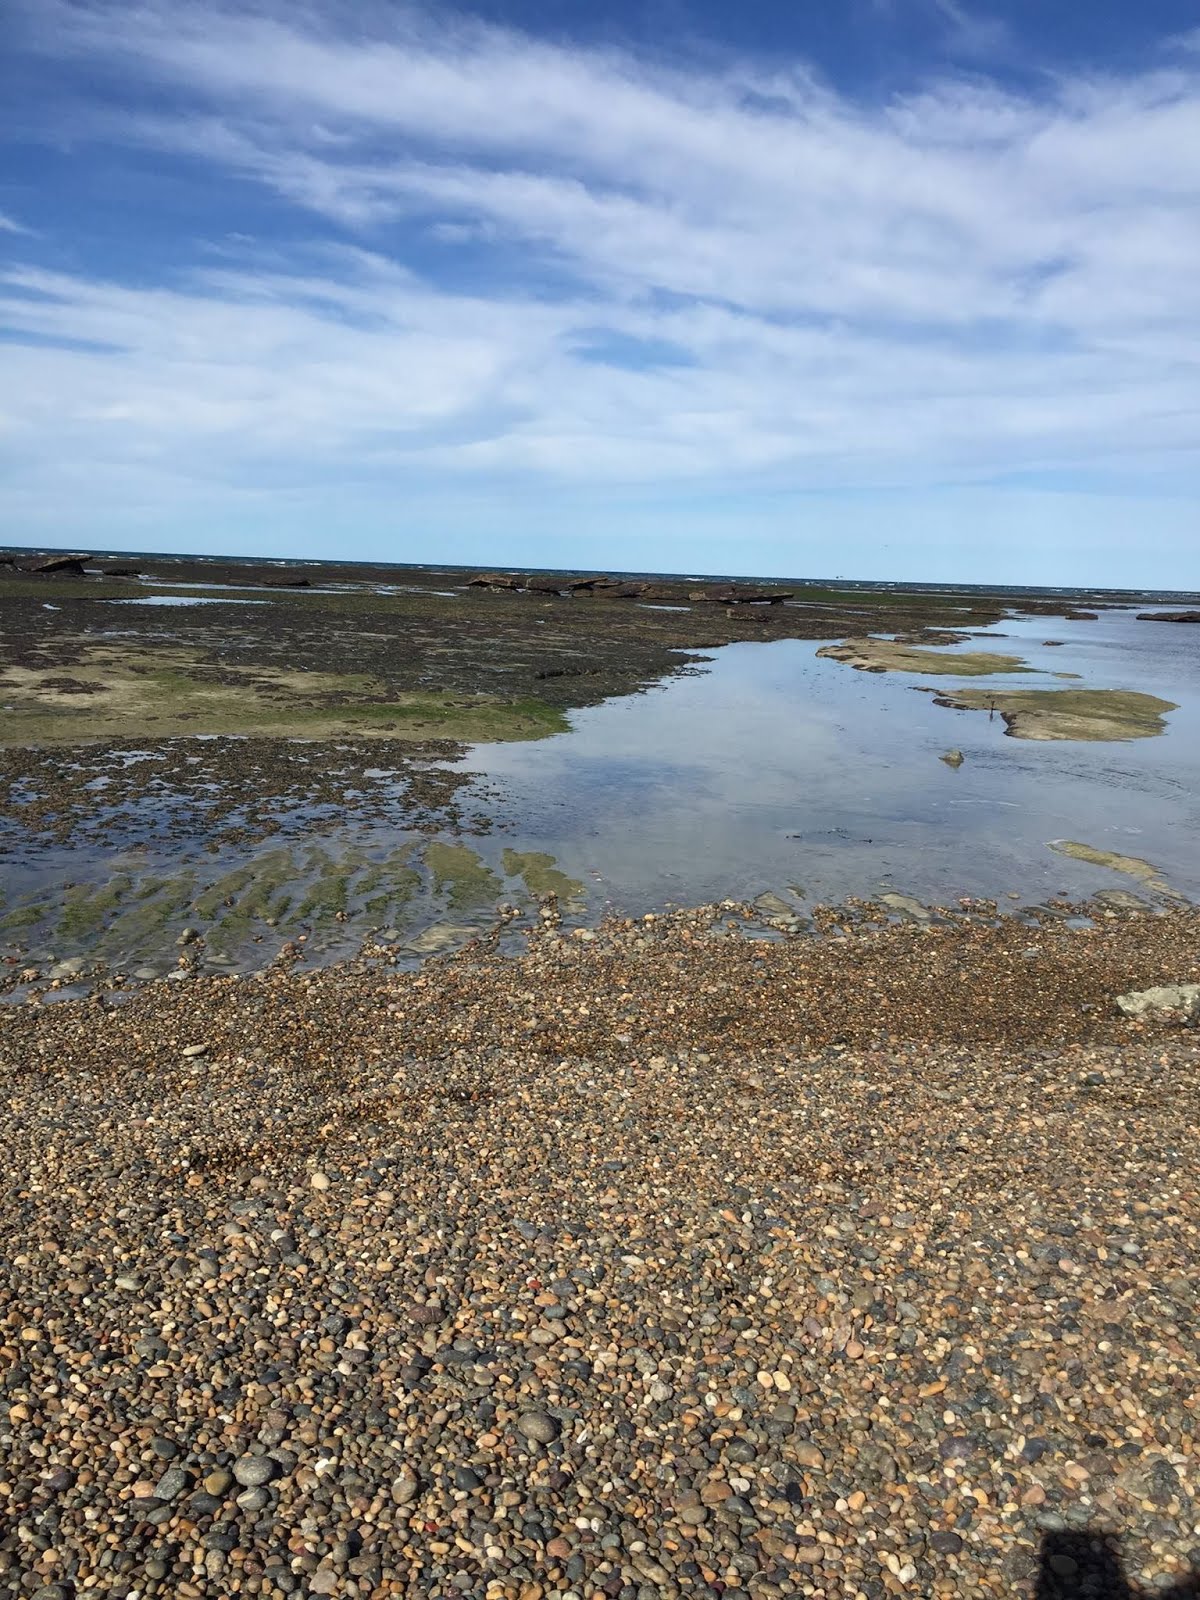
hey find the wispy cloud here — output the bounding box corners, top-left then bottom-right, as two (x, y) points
(2, 0), (1199, 576)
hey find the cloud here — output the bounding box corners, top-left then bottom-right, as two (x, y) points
(1, 0), (1199, 576)
(0, 211), (33, 235)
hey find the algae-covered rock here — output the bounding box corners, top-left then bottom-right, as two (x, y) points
(817, 638), (1028, 676)
(501, 849), (584, 903)
(934, 688), (1176, 741)
(1048, 840), (1182, 898)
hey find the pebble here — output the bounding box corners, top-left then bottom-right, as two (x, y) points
(0, 907), (1197, 1599)
(516, 1411), (561, 1444)
(232, 1454), (277, 1487)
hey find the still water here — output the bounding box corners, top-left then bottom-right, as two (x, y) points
(462, 607), (1200, 908)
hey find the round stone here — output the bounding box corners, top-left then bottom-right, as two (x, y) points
(233, 1455), (277, 1488)
(516, 1411), (561, 1444)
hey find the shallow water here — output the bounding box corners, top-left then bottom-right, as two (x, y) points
(109, 596), (270, 607)
(3, 605), (1198, 974)
(461, 606), (1200, 909)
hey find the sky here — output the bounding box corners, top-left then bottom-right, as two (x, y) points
(1, 0), (1198, 585)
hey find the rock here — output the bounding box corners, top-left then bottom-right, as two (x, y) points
(1115, 983), (1200, 1020)
(930, 1531), (964, 1555)
(516, 1411), (561, 1444)
(794, 1442), (825, 1470)
(753, 891), (797, 920)
(468, 572), (522, 589)
(309, 1170), (331, 1190)
(20, 553), (89, 575)
(880, 892), (932, 922)
(940, 749), (965, 768)
(1136, 610), (1200, 623)
(232, 1454), (277, 1487)
(154, 1466), (190, 1500)
(391, 1466), (420, 1505)
(203, 1469), (233, 1496)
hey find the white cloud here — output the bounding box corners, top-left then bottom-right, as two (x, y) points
(2, 0), (1199, 576)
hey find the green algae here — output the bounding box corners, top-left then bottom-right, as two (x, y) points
(501, 849), (585, 902)
(0, 900), (49, 936)
(99, 873), (199, 955)
(0, 645), (569, 746)
(359, 844), (422, 921)
(59, 875), (133, 940)
(425, 842), (502, 911)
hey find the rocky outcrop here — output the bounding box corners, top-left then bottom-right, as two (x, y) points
(1137, 611), (1200, 623)
(18, 553), (89, 576)
(468, 573), (522, 589)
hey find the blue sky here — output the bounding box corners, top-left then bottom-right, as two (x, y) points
(1, 0), (1198, 585)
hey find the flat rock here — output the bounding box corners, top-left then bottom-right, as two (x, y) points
(1115, 982), (1200, 1020)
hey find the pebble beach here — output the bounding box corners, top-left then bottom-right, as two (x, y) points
(2, 906), (1199, 1600)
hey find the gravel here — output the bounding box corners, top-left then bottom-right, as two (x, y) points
(1, 905), (1198, 1598)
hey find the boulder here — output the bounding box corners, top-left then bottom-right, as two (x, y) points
(1114, 983), (1200, 1020)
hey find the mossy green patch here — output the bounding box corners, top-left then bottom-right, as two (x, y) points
(0, 644), (569, 746)
(425, 842), (502, 911)
(501, 849), (585, 901)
